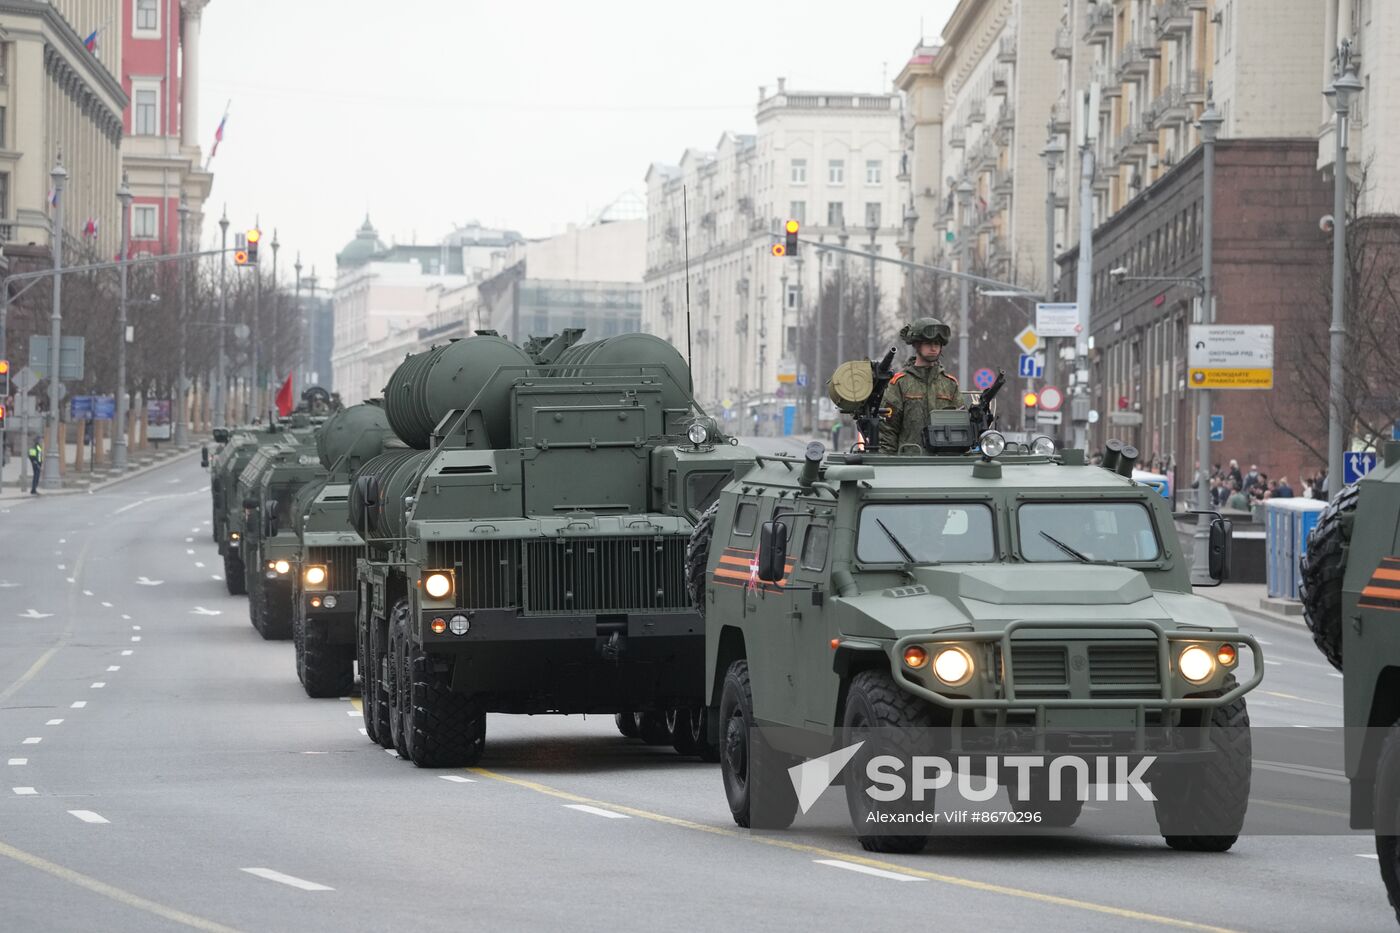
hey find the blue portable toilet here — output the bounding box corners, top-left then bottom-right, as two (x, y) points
(1264, 498), (1327, 599)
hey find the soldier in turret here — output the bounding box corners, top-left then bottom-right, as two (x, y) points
(877, 317), (967, 455)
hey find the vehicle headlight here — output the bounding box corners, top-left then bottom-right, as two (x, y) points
(1178, 645), (1215, 684)
(273, 559), (290, 575)
(1030, 435), (1057, 456)
(423, 572), (453, 600)
(978, 431), (1006, 458)
(449, 613), (471, 636)
(932, 647), (974, 687)
(687, 422), (709, 446)
(230, 532), (240, 541)
(304, 565), (327, 588)
(322, 595), (338, 609)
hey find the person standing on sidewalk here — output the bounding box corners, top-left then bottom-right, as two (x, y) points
(27, 436), (42, 494)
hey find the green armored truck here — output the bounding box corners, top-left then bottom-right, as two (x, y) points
(210, 423), (290, 595)
(693, 384), (1261, 853)
(1300, 441), (1400, 921)
(352, 331), (755, 767)
(289, 402), (395, 697)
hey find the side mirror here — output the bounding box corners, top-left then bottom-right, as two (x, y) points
(200, 446), (210, 468)
(212, 428), (230, 444)
(265, 511), (278, 538)
(757, 520), (789, 583)
(1208, 517), (1232, 582)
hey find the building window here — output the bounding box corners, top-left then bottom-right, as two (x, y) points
(0, 172), (9, 220)
(790, 159), (807, 184)
(786, 286), (798, 310)
(828, 160), (845, 184)
(864, 202), (881, 228)
(133, 86), (158, 135)
(134, 0), (160, 35)
(827, 202), (844, 226)
(865, 160), (882, 185)
(132, 204), (157, 240)
(789, 200), (805, 224)
(0, 105), (6, 148)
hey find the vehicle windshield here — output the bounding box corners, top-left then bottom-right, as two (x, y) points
(1017, 501), (1161, 563)
(856, 503), (996, 563)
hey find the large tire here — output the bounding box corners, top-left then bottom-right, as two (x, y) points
(223, 550), (246, 596)
(635, 711), (672, 746)
(255, 582), (292, 641)
(841, 668), (937, 854)
(1299, 484), (1358, 671)
(1372, 722), (1400, 924)
(616, 712), (640, 739)
(387, 600), (411, 758)
(718, 660), (799, 830)
(686, 501), (720, 618)
(292, 596), (307, 687)
(669, 708), (720, 762)
(387, 598), (485, 768)
(361, 597), (393, 748)
(1151, 677), (1251, 852)
(302, 617), (355, 699)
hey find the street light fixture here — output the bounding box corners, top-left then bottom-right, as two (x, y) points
(1192, 95), (1224, 580)
(175, 194), (191, 448)
(216, 209), (228, 429)
(955, 178), (975, 385)
(113, 172), (133, 473)
(1323, 40), (1363, 500)
(41, 158), (67, 490)
(1041, 126), (1066, 440)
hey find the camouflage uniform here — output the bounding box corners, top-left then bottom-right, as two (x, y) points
(877, 359), (966, 454)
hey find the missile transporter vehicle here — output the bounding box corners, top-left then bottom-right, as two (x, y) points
(693, 383), (1261, 853)
(1299, 440), (1400, 920)
(210, 423), (296, 595)
(289, 402), (396, 697)
(352, 331), (755, 767)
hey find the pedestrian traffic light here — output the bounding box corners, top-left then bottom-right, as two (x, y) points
(246, 228), (261, 266)
(784, 219), (799, 257)
(770, 243), (786, 257)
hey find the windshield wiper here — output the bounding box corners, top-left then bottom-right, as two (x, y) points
(1038, 530), (1113, 564)
(875, 519), (918, 564)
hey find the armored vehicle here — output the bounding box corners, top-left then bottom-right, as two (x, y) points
(352, 331), (755, 767)
(210, 423), (289, 595)
(290, 402), (396, 696)
(1299, 441), (1400, 921)
(693, 405), (1260, 853)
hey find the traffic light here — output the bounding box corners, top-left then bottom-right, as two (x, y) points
(770, 243), (786, 258)
(0, 358), (9, 397)
(1022, 391), (1038, 411)
(234, 232), (248, 266)
(0, 402), (6, 430)
(784, 219), (799, 257)
(246, 228), (261, 266)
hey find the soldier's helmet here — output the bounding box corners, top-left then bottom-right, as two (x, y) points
(899, 317), (952, 346)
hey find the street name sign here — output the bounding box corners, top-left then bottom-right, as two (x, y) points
(1035, 303), (1080, 338)
(1187, 325), (1273, 389)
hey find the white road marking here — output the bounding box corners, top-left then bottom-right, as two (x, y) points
(190, 608), (220, 616)
(439, 775), (476, 784)
(22, 738), (41, 745)
(113, 500), (149, 514)
(82, 590), (93, 596)
(12, 787), (37, 796)
(814, 859), (926, 882)
(121, 614), (131, 620)
(190, 526), (202, 532)
(346, 710), (358, 717)
(186, 549), (195, 555)
(185, 537), (194, 543)
(385, 749), (398, 757)
(56, 564), (65, 570)
(212, 575), (223, 581)
(71, 701), (87, 708)
(357, 728), (367, 736)
(563, 804), (629, 820)
(239, 868), (334, 891)
(195, 562), (205, 568)
(58, 539), (66, 544)
(132, 625), (141, 631)
(132, 636), (142, 641)
(106, 666), (120, 672)
(17, 610), (53, 619)
(1358, 853), (1380, 860)
(135, 577), (164, 586)
(65, 577), (75, 584)
(91, 682), (106, 689)
(101, 601), (112, 608)
(120, 650), (133, 656)
(68, 810), (109, 824)
(7, 759), (27, 766)
(45, 719), (63, 726)
(0, 581), (20, 588)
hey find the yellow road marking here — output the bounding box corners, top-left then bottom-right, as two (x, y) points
(0, 839), (244, 933)
(1251, 798), (1351, 819)
(467, 766), (1239, 932)
(350, 696), (363, 712)
(0, 640), (68, 705)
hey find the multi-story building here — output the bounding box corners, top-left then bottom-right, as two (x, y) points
(1317, 0), (1398, 214)
(118, 0), (213, 256)
(644, 80), (905, 423)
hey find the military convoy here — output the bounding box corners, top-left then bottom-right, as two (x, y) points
(1300, 441), (1400, 922)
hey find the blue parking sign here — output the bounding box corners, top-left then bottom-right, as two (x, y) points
(1344, 451), (1378, 485)
(973, 368), (996, 390)
(1210, 414), (1224, 442)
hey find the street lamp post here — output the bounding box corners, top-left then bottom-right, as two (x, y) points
(113, 174), (133, 473)
(294, 254), (303, 400)
(1193, 97), (1224, 579)
(955, 178), (975, 385)
(175, 194), (190, 448)
(836, 226), (849, 365)
(307, 269), (319, 388)
(1041, 129), (1065, 441)
(901, 204), (918, 319)
(216, 209), (228, 429)
(271, 231), (280, 408)
(41, 158), (67, 489)
(866, 221), (879, 355)
(1324, 41), (1363, 500)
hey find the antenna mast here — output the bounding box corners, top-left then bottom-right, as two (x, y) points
(682, 184), (694, 393)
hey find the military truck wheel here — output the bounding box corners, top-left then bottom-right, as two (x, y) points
(256, 585), (292, 641)
(668, 708), (720, 761)
(685, 501), (720, 617)
(615, 713), (640, 739)
(223, 551), (246, 596)
(841, 668), (937, 854)
(362, 604), (393, 749)
(292, 601), (307, 686)
(719, 660), (799, 830)
(403, 655), (486, 768)
(1151, 677), (1251, 852)
(387, 601), (411, 758)
(1299, 483), (1358, 671)
(302, 619), (355, 699)
(635, 712), (672, 746)
(1372, 723), (1400, 923)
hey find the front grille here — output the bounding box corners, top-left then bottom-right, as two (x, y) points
(1009, 643), (1068, 685)
(307, 546), (359, 590)
(1088, 643), (1161, 684)
(427, 540), (521, 609)
(523, 535), (689, 615)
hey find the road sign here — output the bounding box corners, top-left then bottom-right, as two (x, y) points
(1087, 409), (1100, 424)
(147, 399), (172, 440)
(973, 367), (996, 390)
(1344, 451), (1378, 485)
(69, 396), (94, 419)
(1039, 386), (1064, 412)
(28, 336), (86, 381)
(796, 373), (807, 387)
(1210, 414), (1224, 442)
(1035, 411), (1063, 425)
(1392, 420), (1400, 442)
(1013, 326), (1039, 354)
(1187, 325), (1274, 389)
(1035, 303), (1080, 338)
(1108, 411), (1144, 425)
(1016, 354), (1043, 379)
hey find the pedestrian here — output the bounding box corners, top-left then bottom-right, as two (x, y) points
(1275, 476), (1294, 498)
(1228, 459), (1242, 489)
(1244, 463), (1259, 491)
(27, 436), (43, 494)
(1317, 468), (1329, 497)
(877, 317), (965, 455)
(1227, 481), (1250, 511)
(830, 420), (842, 452)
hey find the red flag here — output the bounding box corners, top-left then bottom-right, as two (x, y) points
(275, 373), (294, 416)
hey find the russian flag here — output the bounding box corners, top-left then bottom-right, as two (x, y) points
(47, 187), (58, 207)
(210, 111), (227, 158)
(83, 30), (98, 53)
(83, 218), (98, 238)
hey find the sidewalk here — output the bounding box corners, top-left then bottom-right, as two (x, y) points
(0, 439), (209, 501)
(1198, 581), (1306, 629)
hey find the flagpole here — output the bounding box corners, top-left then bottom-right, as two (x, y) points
(205, 100), (231, 172)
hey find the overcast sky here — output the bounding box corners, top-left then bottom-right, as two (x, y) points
(197, 0), (958, 281)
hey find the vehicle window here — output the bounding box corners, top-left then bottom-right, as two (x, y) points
(1018, 501), (1160, 562)
(800, 524), (830, 571)
(732, 502), (757, 537)
(686, 470), (733, 516)
(856, 503), (995, 563)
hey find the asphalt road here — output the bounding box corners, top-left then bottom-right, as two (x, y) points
(0, 451), (1391, 932)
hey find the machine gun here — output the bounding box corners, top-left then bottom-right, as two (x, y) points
(967, 369), (1006, 437)
(851, 346), (898, 450)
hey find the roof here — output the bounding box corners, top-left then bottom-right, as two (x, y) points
(336, 215), (386, 268)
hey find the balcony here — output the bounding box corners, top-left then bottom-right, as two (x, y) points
(1115, 43), (1150, 80)
(1085, 3), (1114, 42)
(1093, 163), (1116, 191)
(1154, 0), (1194, 39)
(991, 65), (1009, 92)
(1097, 66), (1123, 98)
(948, 124), (966, 148)
(1115, 121), (1149, 161)
(967, 101), (985, 123)
(1053, 26), (1074, 59)
(1051, 101), (1071, 132)
(1153, 85), (1189, 125)
(998, 34), (1018, 63)
(1139, 33), (1161, 59)
(994, 169), (1014, 195)
(996, 100), (1015, 129)
(1183, 69), (1206, 102)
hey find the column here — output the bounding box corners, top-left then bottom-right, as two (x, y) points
(180, 2), (210, 149)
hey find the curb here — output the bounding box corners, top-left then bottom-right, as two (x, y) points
(0, 443), (206, 501)
(1200, 592), (1306, 630)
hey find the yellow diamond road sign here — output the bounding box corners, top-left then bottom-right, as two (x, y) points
(1014, 326), (1039, 354)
